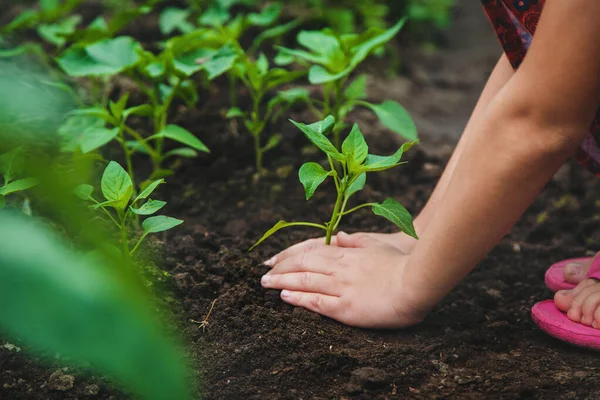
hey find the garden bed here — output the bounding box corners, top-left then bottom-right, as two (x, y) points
(3, 77), (600, 398)
(2, 2), (600, 399)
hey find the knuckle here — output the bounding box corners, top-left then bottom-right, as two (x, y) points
(300, 271), (311, 287)
(309, 294), (323, 310)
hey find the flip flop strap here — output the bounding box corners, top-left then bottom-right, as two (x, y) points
(589, 257), (600, 280)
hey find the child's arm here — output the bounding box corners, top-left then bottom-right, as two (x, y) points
(403, 0), (600, 312)
(262, 0), (600, 328)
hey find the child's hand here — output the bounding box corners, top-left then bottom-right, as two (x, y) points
(261, 232), (428, 329)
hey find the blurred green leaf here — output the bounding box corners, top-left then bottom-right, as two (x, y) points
(0, 212), (192, 400)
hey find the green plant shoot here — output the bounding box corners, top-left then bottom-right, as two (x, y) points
(276, 19), (417, 148)
(0, 147), (38, 210)
(250, 116), (418, 250)
(75, 161), (183, 259)
(224, 54), (308, 172)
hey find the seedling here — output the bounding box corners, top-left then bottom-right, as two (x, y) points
(223, 54), (307, 172)
(58, 36), (211, 183)
(0, 147), (38, 210)
(75, 161), (183, 259)
(250, 116), (417, 250)
(68, 92), (208, 189)
(276, 19), (417, 148)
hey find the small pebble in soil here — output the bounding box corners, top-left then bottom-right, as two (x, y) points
(84, 383), (100, 396)
(47, 369), (75, 391)
(344, 367), (391, 393)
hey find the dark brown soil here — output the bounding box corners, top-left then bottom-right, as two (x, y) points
(3, 2), (600, 400)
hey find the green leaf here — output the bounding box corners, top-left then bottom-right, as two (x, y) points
(247, 3), (281, 26)
(69, 107), (114, 123)
(159, 8), (194, 35)
(80, 127), (119, 154)
(134, 179), (164, 203)
(201, 45), (239, 80)
(100, 161), (133, 211)
(360, 141), (417, 172)
(0, 213), (191, 400)
(249, 220), (294, 251)
(256, 53), (269, 76)
(226, 107), (244, 118)
(57, 37), (141, 77)
(198, 6), (230, 27)
(297, 30), (340, 56)
(344, 74), (367, 100)
(344, 173), (366, 198)
(142, 216), (183, 234)
(362, 100), (417, 141)
(250, 18), (302, 53)
(109, 93), (129, 120)
(262, 134), (282, 153)
(341, 124), (368, 171)
(308, 65), (348, 85)
(165, 148), (198, 159)
(299, 162), (330, 200)
(348, 19), (406, 69)
(372, 198), (417, 239)
(150, 125), (209, 153)
(130, 199), (166, 216)
(74, 184), (93, 200)
(123, 104), (153, 119)
(37, 15), (81, 47)
(290, 117), (344, 161)
(0, 178), (39, 196)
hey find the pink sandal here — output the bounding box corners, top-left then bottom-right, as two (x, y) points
(544, 257), (594, 292)
(532, 259), (600, 350)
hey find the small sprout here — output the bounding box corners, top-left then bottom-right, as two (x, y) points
(250, 117), (418, 250)
(76, 161), (183, 259)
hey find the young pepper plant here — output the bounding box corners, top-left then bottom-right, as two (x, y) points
(69, 92), (209, 190)
(276, 19), (417, 148)
(250, 116), (418, 250)
(75, 161), (183, 259)
(224, 53), (308, 172)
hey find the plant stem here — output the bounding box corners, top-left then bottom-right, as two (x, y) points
(339, 202), (376, 217)
(332, 80), (343, 149)
(130, 234), (147, 256)
(325, 187), (345, 245)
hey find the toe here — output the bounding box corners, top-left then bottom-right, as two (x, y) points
(594, 306), (600, 329)
(554, 289), (574, 312)
(580, 287), (600, 326)
(563, 262), (587, 284)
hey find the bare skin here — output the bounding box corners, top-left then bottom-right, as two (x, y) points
(262, 0), (600, 330)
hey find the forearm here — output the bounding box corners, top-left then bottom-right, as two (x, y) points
(402, 93), (588, 312)
(411, 55), (514, 234)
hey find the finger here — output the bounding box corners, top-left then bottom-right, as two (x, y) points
(261, 272), (340, 296)
(268, 253), (340, 275)
(265, 236), (341, 266)
(280, 290), (342, 318)
(336, 231), (385, 249)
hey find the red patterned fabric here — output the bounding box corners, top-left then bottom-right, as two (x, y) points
(481, 0), (600, 175)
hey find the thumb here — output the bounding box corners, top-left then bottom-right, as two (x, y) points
(336, 231), (381, 249)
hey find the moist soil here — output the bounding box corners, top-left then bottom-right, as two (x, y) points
(2, 3), (600, 400)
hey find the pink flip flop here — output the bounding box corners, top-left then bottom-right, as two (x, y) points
(532, 261), (600, 350)
(544, 257), (593, 292)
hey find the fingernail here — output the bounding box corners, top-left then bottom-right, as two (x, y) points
(261, 274), (271, 286)
(281, 290), (291, 299)
(338, 231), (348, 237)
(565, 263), (582, 276)
(263, 256), (276, 266)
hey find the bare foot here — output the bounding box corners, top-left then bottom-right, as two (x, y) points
(554, 278), (600, 328)
(563, 252), (600, 284)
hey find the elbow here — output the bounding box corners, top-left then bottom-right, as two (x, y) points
(485, 93), (590, 161)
